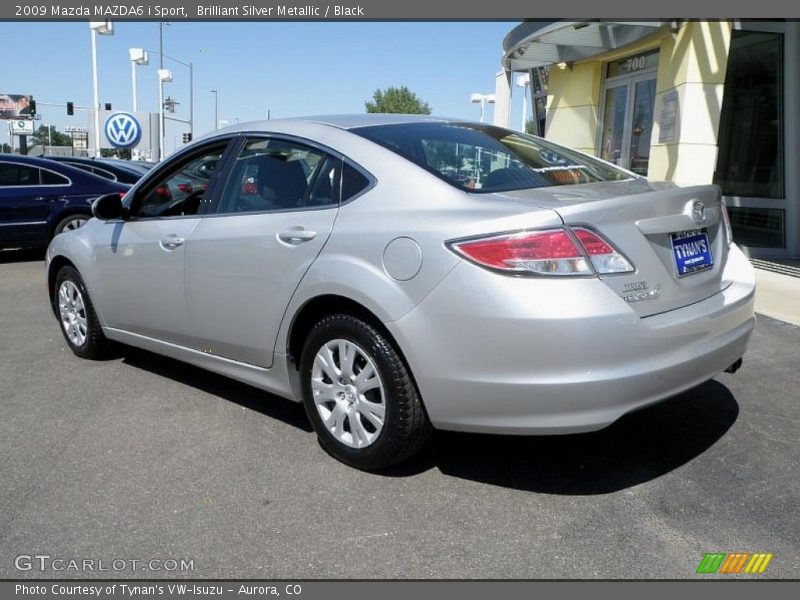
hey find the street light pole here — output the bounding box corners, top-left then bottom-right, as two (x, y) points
(129, 48), (149, 114)
(90, 27), (100, 155)
(211, 89), (218, 130)
(130, 59), (137, 112)
(157, 68), (173, 160)
(189, 62), (194, 137)
(470, 92), (496, 123)
(89, 21), (114, 157)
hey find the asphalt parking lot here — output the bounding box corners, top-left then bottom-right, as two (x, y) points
(1, 249), (798, 579)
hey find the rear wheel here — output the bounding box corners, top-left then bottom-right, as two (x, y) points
(54, 213), (89, 236)
(54, 266), (108, 360)
(299, 314), (431, 470)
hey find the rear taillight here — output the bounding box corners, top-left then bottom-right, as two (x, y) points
(571, 228), (634, 274)
(448, 227), (633, 276)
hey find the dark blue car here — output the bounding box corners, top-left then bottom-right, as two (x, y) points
(0, 154), (129, 249)
(40, 155), (145, 185)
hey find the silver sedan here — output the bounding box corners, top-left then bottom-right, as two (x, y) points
(45, 115), (756, 470)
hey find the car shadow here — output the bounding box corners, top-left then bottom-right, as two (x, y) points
(391, 379), (739, 494)
(114, 344), (738, 493)
(0, 248), (46, 264)
(119, 346), (313, 432)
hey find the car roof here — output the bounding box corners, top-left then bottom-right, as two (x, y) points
(297, 114), (457, 129)
(211, 114), (460, 136)
(0, 153), (129, 188)
(43, 155), (141, 174)
(1, 153), (77, 168)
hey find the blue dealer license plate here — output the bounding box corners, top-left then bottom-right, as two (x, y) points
(671, 230), (713, 276)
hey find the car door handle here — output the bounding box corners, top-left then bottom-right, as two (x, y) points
(278, 227), (317, 245)
(160, 234), (185, 250)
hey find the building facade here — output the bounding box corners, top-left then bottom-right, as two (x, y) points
(503, 20), (799, 259)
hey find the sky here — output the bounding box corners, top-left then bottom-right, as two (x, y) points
(0, 21), (527, 154)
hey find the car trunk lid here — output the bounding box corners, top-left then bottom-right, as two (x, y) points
(493, 180), (729, 317)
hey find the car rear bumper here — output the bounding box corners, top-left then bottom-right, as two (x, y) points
(387, 244), (756, 434)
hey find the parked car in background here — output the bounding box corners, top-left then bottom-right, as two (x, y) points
(45, 116), (755, 470)
(0, 154), (128, 249)
(40, 155), (145, 184)
(97, 158), (155, 176)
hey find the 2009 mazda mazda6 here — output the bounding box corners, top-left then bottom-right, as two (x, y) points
(46, 115), (755, 470)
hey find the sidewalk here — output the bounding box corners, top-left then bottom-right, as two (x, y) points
(751, 259), (800, 326)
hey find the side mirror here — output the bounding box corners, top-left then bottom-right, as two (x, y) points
(92, 193), (125, 221)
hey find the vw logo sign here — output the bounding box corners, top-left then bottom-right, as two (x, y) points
(104, 112), (142, 149)
(691, 201), (707, 226)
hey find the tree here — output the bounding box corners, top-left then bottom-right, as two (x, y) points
(31, 125), (72, 148)
(365, 86), (432, 114)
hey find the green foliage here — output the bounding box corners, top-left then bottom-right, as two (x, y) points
(365, 86), (432, 114)
(31, 125), (72, 147)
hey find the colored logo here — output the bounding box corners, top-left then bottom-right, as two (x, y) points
(696, 552), (774, 574)
(104, 112), (141, 149)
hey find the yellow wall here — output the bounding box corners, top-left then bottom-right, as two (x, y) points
(545, 61), (603, 155)
(544, 21), (733, 185)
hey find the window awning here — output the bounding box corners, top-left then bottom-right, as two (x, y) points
(503, 21), (668, 71)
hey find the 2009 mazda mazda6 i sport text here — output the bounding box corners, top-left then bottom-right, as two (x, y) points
(45, 115), (756, 470)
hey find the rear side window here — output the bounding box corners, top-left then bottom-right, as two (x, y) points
(341, 162), (371, 201)
(352, 122), (633, 193)
(40, 169), (70, 185)
(217, 138), (335, 213)
(0, 162), (39, 186)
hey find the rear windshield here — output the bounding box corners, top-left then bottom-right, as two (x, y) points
(352, 122), (634, 193)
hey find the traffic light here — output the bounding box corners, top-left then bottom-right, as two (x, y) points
(29, 99), (37, 116)
(66, 102), (74, 116)
(104, 103), (112, 111)
(182, 133), (192, 144)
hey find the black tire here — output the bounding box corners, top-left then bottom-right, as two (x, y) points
(299, 314), (432, 470)
(53, 266), (108, 360)
(53, 213), (90, 237)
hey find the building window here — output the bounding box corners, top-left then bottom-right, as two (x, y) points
(727, 207), (785, 248)
(714, 30), (784, 200)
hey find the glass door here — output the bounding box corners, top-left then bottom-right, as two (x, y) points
(599, 82), (628, 167)
(598, 60), (658, 176)
(628, 77), (656, 176)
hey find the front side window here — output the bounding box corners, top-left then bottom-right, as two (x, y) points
(0, 162), (39, 186)
(217, 138), (334, 214)
(352, 122), (632, 193)
(135, 145), (227, 218)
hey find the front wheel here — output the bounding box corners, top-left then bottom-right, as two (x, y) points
(299, 314), (431, 470)
(54, 266), (108, 360)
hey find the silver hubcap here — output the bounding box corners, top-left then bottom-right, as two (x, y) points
(62, 218), (87, 232)
(311, 339), (386, 449)
(58, 280), (87, 347)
